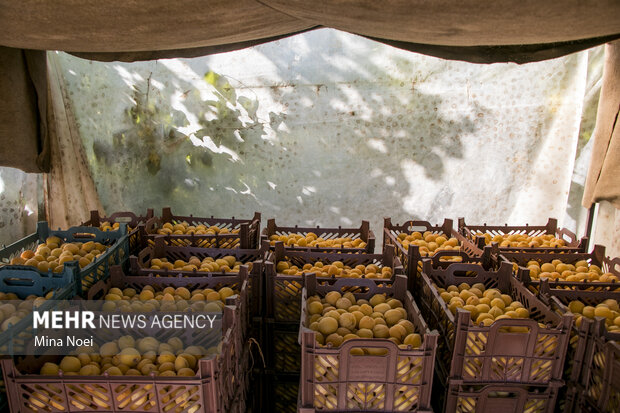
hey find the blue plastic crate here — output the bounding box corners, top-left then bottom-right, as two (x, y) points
(0, 221), (129, 296)
(0, 262), (79, 354)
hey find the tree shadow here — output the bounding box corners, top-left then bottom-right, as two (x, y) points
(64, 29), (480, 231)
(56, 29), (588, 244)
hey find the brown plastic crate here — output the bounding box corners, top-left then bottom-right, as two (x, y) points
(555, 318), (594, 413)
(143, 207), (261, 249)
(582, 322), (620, 413)
(130, 236), (264, 318)
(2, 303), (243, 413)
(444, 381), (561, 413)
(458, 217), (587, 253)
(228, 342), (251, 413)
(265, 241), (404, 322)
(261, 218), (376, 253)
(537, 278), (617, 413)
(82, 209), (154, 255)
(262, 320), (301, 374)
(418, 259), (573, 385)
(536, 282), (620, 412)
(502, 244), (620, 294)
(383, 218), (482, 293)
(298, 274), (438, 412)
(89, 263), (251, 350)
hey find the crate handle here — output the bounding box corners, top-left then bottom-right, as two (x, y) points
(423, 259), (512, 289)
(70, 232), (96, 239)
(431, 250), (471, 266)
(0, 276), (35, 288)
(557, 227), (577, 244)
(338, 338), (400, 383)
(607, 257), (620, 277)
(340, 337), (400, 353)
(57, 223), (127, 240)
(89, 210), (153, 227)
(305, 273), (407, 298)
(406, 222), (432, 233)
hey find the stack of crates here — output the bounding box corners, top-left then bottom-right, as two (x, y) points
(419, 259), (572, 412)
(260, 219), (382, 412)
(452, 217), (595, 413)
(1, 265), (248, 413)
(396, 217), (576, 413)
(0, 221), (129, 411)
(132, 208), (264, 410)
(0, 209), (261, 412)
(506, 246), (620, 412)
(298, 273), (438, 412)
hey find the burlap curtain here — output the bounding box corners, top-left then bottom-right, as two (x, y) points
(582, 41), (620, 209)
(0, 47), (49, 172)
(44, 53), (103, 228)
(1, 1), (618, 53)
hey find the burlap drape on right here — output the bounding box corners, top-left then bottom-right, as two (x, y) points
(582, 41), (620, 209)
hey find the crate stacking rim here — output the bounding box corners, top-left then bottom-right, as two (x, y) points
(143, 207), (261, 250)
(261, 218), (376, 253)
(298, 274), (438, 412)
(265, 241), (404, 323)
(419, 258), (573, 386)
(537, 280), (620, 413)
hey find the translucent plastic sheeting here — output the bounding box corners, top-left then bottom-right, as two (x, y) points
(0, 167), (39, 245)
(563, 47), (604, 238)
(594, 201), (620, 258)
(55, 29), (595, 249)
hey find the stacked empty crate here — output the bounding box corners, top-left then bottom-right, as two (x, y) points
(415, 229), (573, 413)
(502, 244), (620, 412)
(0, 222), (128, 411)
(261, 219), (379, 413)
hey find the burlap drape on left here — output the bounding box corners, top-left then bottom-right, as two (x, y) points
(44, 53), (103, 228)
